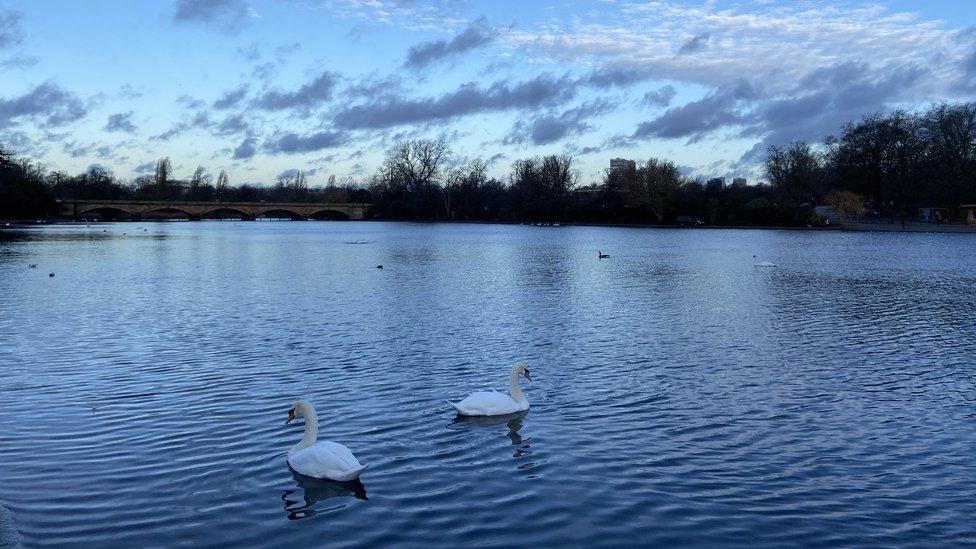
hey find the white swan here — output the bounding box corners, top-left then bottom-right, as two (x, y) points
(449, 363), (532, 416)
(753, 255), (775, 267)
(285, 400), (368, 481)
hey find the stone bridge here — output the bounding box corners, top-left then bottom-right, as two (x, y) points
(58, 199), (372, 221)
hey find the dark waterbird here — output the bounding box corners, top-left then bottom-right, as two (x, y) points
(598, 251), (610, 259)
(28, 264), (37, 268)
(376, 265), (383, 269)
(48, 272), (55, 278)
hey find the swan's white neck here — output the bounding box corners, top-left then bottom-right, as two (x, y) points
(290, 404), (318, 455)
(509, 367), (526, 405)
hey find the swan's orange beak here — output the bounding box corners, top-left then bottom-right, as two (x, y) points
(285, 409), (295, 424)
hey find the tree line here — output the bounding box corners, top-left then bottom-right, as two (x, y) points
(2, 101), (974, 224)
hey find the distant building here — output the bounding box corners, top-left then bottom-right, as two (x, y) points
(610, 158), (636, 173)
(706, 177), (725, 191)
(607, 158), (636, 193)
(732, 177), (747, 188)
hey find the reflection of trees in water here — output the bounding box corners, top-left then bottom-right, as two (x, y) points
(281, 468), (367, 520)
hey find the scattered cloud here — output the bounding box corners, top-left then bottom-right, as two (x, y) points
(642, 86), (676, 108)
(213, 85), (249, 109)
(254, 71), (338, 110)
(333, 73), (577, 130)
(485, 152), (507, 168)
(177, 94), (206, 109)
(677, 32), (711, 55)
(0, 8), (23, 49)
(0, 55), (38, 70)
(173, 0), (251, 31)
(105, 111), (137, 133)
(264, 130), (348, 154)
(633, 80), (759, 142)
(405, 16), (495, 69)
(233, 135), (257, 159)
(0, 81), (87, 129)
(505, 99), (615, 146)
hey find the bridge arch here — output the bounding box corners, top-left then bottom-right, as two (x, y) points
(199, 207), (252, 220)
(254, 208), (305, 220)
(308, 208), (351, 220)
(76, 205), (137, 220)
(143, 207), (195, 219)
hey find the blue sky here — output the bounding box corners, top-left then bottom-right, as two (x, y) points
(2, 0), (975, 186)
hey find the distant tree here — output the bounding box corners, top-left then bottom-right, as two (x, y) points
(0, 143), (56, 218)
(510, 154), (576, 221)
(624, 157), (684, 222)
(215, 169), (229, 201)
(153, 157), (172, 199)
(374, 138), (452, 217)
(764, 142), (826, 204)
(826, 190), (866, 221)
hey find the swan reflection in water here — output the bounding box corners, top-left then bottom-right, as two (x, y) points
(281, 468), (368, 520)
(449, 410), (532, 457)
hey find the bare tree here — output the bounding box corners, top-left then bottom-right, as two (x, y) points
(154, 157), (172, 199)
(624, 158), (684, 222)
(216, 169), (229, 200)
(379, 138), (452, 217)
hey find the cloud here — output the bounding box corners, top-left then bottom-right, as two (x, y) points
(739, 62), (925, 161)
(153, 108), (249, 141)
(505, 98), (615, 146)
(105, 111), (137, 133)
(325, 0), (468, 31)
(118, 84), (143, 99)
(264, 130), (348, 154)
(173, 0), (251, 30)
(276, 167), (317, 179)
(405, 16), (495, 69)
(677, 32), (711, 55)
(333, 73), (577, 130)
(0, 55), (38, 70)
(213, 85), (248, 109)
(0, 8), (23, 49)
(642, 85), (676, 107)
(485, 152), (507, 168)
(63, 141), (94, 158)
(134, 161), (156, 174)
(214, 113), (249, 135)
(177, 94), (206, 109)
(507, 2), (960, 94)
(0, 81), (87, 129)
(582, 66), (655, 89)
(233, 136), (257, 160)
(633, 80), (759, 142)
(254, 71), (338, 110)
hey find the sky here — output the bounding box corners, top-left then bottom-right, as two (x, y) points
(1, 0), (976, 186)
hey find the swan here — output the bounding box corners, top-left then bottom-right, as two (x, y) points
(285, 400), (368, 481)
(449, 363), (532, 416)
(752, 255), (775, 267)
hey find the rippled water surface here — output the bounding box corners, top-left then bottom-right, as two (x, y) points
(1, 222), (975, 548)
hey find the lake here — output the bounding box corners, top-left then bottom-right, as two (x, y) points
(1, 221), (974, 547)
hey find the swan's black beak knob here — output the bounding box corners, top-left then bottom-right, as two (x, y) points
(285, 409), (295, 424)
(524, 370), (532, 382)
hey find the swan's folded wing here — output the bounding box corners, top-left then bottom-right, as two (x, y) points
(289, 441), (366, 480)
(454, 391), (520, 415)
